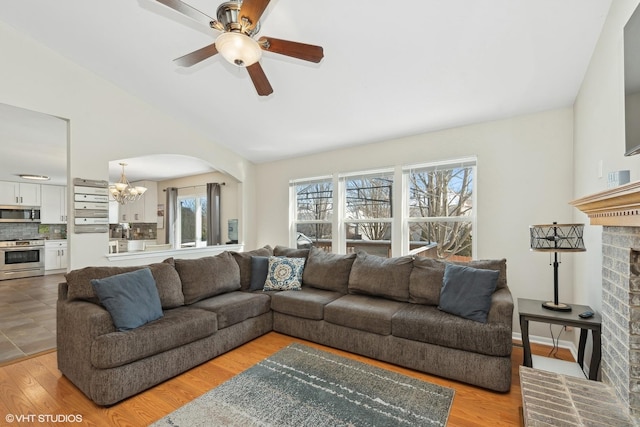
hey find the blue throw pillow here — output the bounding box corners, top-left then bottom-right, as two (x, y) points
(438, 263), (499, 323)
(249, 256), (270, 290)
(91, 268), (163, 331)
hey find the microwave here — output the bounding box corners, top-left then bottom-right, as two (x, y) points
(0, 206), (41, 222)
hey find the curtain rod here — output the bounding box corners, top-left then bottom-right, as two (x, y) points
(162, 182), (226, 191)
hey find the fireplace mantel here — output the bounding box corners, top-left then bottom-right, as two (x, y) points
(570, 181), (640, 226)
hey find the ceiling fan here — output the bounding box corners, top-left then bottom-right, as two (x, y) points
(156, 0), (324, 96)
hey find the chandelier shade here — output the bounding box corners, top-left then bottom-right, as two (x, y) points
(109, 163), (147, 205)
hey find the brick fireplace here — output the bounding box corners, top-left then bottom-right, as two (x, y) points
(571, 181), (640, 419)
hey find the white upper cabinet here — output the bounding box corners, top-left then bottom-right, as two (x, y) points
(41, 185), (67, 223)
(119, 181), (157, 223)
(0, 181), (41, 205)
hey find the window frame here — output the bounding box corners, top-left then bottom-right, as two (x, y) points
(339, 168), (395, 256)
(402, 157), (477, 258)
(289, 157), (477, 258)
(289, 176), (334, 250)
(177, 187), (208, 248)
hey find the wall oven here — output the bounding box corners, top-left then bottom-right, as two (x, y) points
(0, 239), (45, 280)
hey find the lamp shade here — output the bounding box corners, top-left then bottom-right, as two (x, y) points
(529, 223), (586, 252)
(215, 32), (262, 67)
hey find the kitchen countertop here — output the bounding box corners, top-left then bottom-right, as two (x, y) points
(105, 243), (243, 264)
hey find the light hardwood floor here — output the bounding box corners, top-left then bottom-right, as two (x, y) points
(0, 331), (574, 427)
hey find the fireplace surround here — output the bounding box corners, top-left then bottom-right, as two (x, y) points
(571, 181), (640, 419)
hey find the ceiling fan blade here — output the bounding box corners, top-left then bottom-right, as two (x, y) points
(239, 0), (271, 29)
(259, 37), (324, 63)
(246, 63), (273, 96)
(155, 0), (216, 27)
(173, 44), (219, 67)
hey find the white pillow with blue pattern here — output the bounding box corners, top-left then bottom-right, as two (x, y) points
(263, 256), (305, 291)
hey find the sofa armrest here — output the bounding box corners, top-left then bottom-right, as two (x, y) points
(487, 286), (514, 326)
(58, 282), (68, 301)
(57, 296), (116, 393)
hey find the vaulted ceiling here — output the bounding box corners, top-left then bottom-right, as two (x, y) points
(0, 0), (612, 170)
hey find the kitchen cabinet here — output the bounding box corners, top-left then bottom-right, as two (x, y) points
(45, 240), (68, 271)
(0, 181), (41, 206)
(109, 200), (120, 224)
(119, 181), (157, 223)
(41, 185), (67, 223)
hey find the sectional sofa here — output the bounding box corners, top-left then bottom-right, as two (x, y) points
(57, 245), (513, 405)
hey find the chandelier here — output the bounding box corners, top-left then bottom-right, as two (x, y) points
(109, 163), (147, 205)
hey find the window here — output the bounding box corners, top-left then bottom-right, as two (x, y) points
(405, 159), (475, 260)
(289, 157), (476, 259)
(291, 177), (333, 250)
(342, 171), (393, 257)
(177, 191), (207, 248)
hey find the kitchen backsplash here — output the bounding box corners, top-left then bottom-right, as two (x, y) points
(109, 223), (157, 240)
(0, 223), (67, 240)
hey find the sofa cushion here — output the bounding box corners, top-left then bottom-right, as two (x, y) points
(273, 245), (309, 259)
(324, 294), (406, 336)
(392, 303), (512, 356)
(438, 263), (499, 323)
(303, 247), (356, 294)
(91, 268), (164, 332)
(263, 256), (305, 291)
(190, 291), (271, 329)
(150, 258), (185, 309)
(65, 258), (184, 309)
(348, 252), (413, 302)
(409, 258), (508, 304)
(249, 256), (269, 291)
(231, 245), (273, 291)
(271, 287), (343, 320)
(175, 251), (241, 304)
(409, 257), (445, 305)
(91, 306), (218, 369)
(461, 259), (507, 290)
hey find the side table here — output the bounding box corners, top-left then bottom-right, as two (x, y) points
(518, 297), (602, 380)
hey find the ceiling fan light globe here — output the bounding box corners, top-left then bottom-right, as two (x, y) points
(215, 32), (262, 67)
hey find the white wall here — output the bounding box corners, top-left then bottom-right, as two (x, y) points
(0, 20), (257, 269)
(256, 108), (575, 334)
(573, 0), (640, 311)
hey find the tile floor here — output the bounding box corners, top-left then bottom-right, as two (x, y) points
(0, 273), (64, 365)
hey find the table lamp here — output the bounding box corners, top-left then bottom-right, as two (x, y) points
(529, 222), (586, 311)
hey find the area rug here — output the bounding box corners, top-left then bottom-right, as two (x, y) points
(152, 343), (454, 426)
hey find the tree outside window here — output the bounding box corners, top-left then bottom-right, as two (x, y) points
(407, 163), (474, 260)
(289, 158), (475, 258)
(178, 195), (207, 248)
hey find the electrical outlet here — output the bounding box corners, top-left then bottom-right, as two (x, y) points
(564, 326), (573, 332)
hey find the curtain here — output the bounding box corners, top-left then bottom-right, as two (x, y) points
(207, 183), (221, 245)
(165, 187), (178, 247)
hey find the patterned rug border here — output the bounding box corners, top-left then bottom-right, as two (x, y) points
(152, 343), (455, 427)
